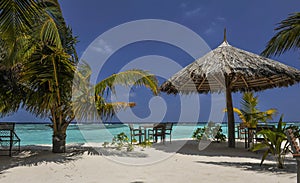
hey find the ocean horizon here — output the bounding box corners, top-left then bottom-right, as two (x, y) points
(6, 121), (299, 146)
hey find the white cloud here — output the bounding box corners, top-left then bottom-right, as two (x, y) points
(216, 17), (226, 22)
(180, 2), (187, 8)
(204, 17), (226, 35)
(204, 27), (215, 35)
(185, 7), (202, 17)
(91, 39), (113, 55)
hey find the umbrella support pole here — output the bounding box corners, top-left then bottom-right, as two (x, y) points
(226, 83), (235, 148)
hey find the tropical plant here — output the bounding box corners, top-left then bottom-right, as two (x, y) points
(140, 139), (153, 148)
(192, 127), (206, 141)
(252, 115), (289, 169)
(262, 12), (300, 57)
(192, 122), (226, 142)
(0, 0), (158, 153)
(0, 0), (77, 153)
(214, 128), (226, 142)
(232, 92), (277, 128)
(72, 62), (158, 122)
(111, 132), (134, 151)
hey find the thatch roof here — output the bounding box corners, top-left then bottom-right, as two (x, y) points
(160, 41), (300, 94)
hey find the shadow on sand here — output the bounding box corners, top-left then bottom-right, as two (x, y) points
(0, 140), (297, 175)
(0, 145), (88, 173)
(151, 140), (297, 174)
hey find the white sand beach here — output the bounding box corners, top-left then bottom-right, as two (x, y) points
(0, 140), (297, 183)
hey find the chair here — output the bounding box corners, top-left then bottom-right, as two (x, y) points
(164, 122), (173, 143)
(148, 123), (166, 143)
(237, 123), (247, 139)
(128, 124), (144, 144)
(0, 123), (21, 156)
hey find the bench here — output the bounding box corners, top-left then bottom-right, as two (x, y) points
(0, 123), (21, 156)
(286, 128), (300, 183)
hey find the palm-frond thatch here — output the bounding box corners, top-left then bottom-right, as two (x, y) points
(160, 38), (300, 148)
(160, 41), (300, 94)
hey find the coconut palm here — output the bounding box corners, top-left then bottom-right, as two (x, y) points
(72, 63), (158, 122)
(0, 0), (41, 66)
(262, 12), (300, 57)
(0, 0), (78, 153)
(0, 64), (25, 116)
(0, 0), (159, 153)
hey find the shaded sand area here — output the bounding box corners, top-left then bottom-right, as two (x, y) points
(0, 140), (297, 183)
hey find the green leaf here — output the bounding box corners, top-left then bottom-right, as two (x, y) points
(262, 12), (300, 57)
(260, 149), (270, 166)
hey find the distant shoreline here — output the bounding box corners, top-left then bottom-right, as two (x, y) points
(0, 121), (300, 125)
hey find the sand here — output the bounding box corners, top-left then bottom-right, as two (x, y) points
(0, 140), (297, 183)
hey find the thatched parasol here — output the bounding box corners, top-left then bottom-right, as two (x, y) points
(160, 31), (300, 148)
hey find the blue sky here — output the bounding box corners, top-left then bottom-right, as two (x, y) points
(2, 0), (300, 123)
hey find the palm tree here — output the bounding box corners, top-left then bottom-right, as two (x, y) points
(0, 0), (41, 66)
(72, 63), (158, 122)
(0, 64), (24, 116)
(232, 92), (277, 128)
(262, 12), (300, 57)
(0, 0), (159, 153)
(0, 0), (78, 153)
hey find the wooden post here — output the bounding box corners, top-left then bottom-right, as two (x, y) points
(285, 129), (300, 183)
(226, 78), (235, 148)
(294, 157), (300, 183)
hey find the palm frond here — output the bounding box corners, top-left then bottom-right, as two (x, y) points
(39, 17), (62, 48)
(97, 101), (136, 120)
(231, 92), (277, 127)
(20, 46), (74, 118)
(37, 0), (78, 62)
(232, 108), (247, 124)
(95, 69), (158, 96)
(0, 64), (25, 116)
(262, 12), (300, 57)
(0, 0), (42, 65)
(0, 0), (40, 37)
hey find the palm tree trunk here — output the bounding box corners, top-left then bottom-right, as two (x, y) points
(52, 130), (66, 153)
(51, 111), (67, 153)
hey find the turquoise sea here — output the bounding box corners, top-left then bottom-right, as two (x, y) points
(12, 122), (300, 146)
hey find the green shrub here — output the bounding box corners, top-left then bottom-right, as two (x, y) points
(252, 115), (289, 169)
(106, 132), (134, 152)
(192, 122), (226, 142)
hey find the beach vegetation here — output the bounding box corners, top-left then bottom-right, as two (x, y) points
(103, 132), (134, 151)
(231, 92), (277, 128)
(262, 12), (300, 57)
(140, 139), (153, 148)
(72, 64), (158, 122)
(0, 0), (158, 153)
(103, 131), (152, 151)
(252, 115), (289, 169)
(102, 141), (110, 148)
(192, 122), (226, 142)
(0, 0), (78, 153)
(112, 132), (130, 150)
